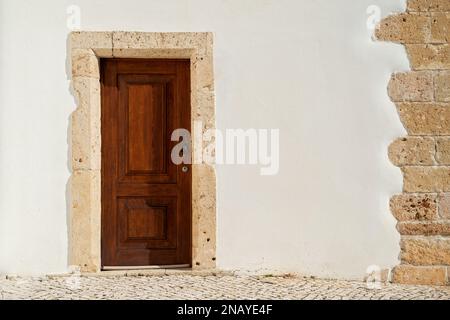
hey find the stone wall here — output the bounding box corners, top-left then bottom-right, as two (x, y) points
(376, 0), (450, 285)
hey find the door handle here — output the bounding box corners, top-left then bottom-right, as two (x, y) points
(182, 166), (189, 173)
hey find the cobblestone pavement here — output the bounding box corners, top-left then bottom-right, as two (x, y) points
(1, 273), (450, 300)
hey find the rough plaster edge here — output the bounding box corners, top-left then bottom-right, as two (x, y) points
(68, 31), (217, 272)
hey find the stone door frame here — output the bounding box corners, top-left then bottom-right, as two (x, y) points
(69, 32), (216, 272)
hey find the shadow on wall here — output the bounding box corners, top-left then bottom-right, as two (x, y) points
(65, 34), (75, 271)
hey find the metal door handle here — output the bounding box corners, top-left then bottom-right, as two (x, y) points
(182, 166), (189, 173)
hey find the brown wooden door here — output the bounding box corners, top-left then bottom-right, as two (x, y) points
(101, 59), (191, 268)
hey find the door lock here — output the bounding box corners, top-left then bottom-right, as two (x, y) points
(182, 166), (189, 173)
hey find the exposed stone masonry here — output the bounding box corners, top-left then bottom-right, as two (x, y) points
(376, 0), (450, 285)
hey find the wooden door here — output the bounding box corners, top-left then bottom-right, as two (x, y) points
(101, 59), (191, 268)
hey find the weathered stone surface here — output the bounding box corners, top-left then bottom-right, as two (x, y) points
(71, 108), (94, 171)
(71, 49), (99, 79)
(192, 53), (215, 90)
(396, 103), (450, 135)
(403, 166), (450, 192)
(440, 193), (450, 219)
(435, 71), (450, 102)
(392, 265), (448, 286)
(113, 32), (210, 56)
(406, 44), (450, 69)
(408, 0), (450, 12)
(376, 13), (430, 43)
(448, 267), (450, 283)
(70, 170), (101, 272)
(70, 31), (113, 57)
(390, 194), (438, 221)
(388, 137), (435, 166)
(71, 77), (101, 171)
(401, 237), (450, 265)
(398, 221), (450, 235)
(72, 77), (100, 110)
(436, 138), (450, 165)
(432, 13), (450, 43)
(388, 72), (434, 102)
(403, 167), (450, 193)
(113, 48), (193, 59)
(192, 164), (217, 269)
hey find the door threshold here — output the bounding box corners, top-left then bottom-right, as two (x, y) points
(102, 264), (190, 271)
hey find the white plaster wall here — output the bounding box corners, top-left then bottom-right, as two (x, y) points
(0, 0), (408, 278)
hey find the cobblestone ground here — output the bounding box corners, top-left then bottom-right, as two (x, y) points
(1, 273), (450, 300)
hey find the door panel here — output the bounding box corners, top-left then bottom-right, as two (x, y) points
(126, 82), (166, 173)
(118, 197), (177, 248)
(118, 74), (177, 184)
(101, 59), (191, 267)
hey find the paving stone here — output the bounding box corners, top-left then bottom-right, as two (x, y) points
(0, 274), (449, 300)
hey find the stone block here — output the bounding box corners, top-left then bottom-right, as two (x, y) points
(392, 265), (447, 285)
(434, 71), (450, 102)
(388, 137), (435, 166)
(390, 194), (438, 221)
(400, 237), (450, 265)
(396, 102), (450, 135)
(388, 72), (434, 102)
(406, 44), (450, 70)
(376, 13), (430, 43)
(402, 166), (450, 192)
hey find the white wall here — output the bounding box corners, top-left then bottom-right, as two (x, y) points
(0, 0), (408, 279)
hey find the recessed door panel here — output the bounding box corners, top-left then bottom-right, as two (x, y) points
(126, 82), (166, 174)
(118, 74), (177, 184)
